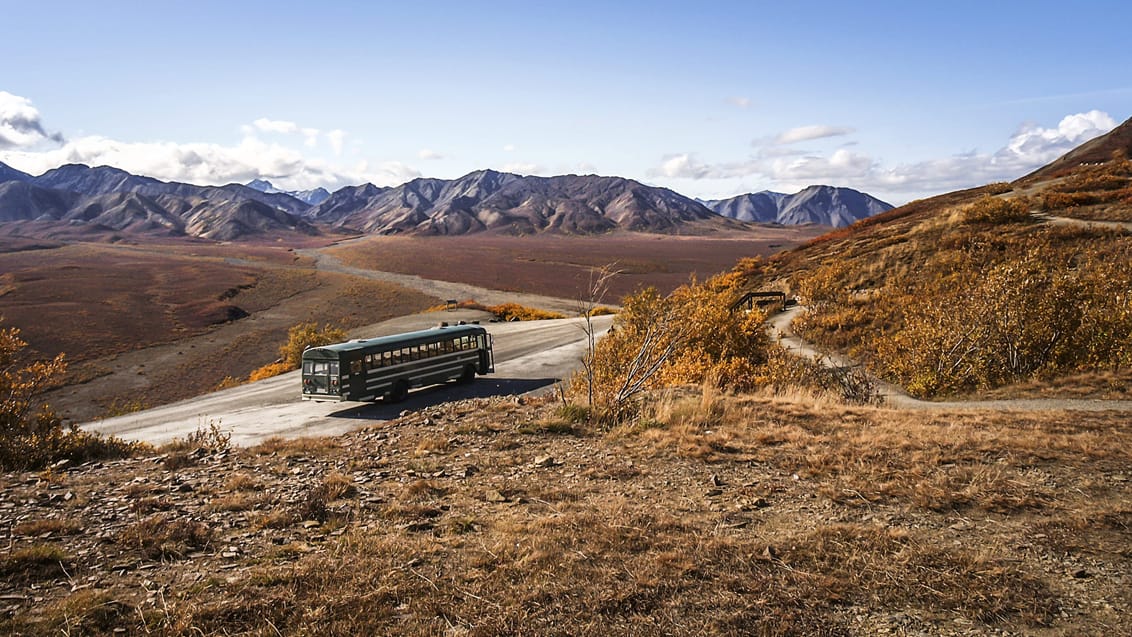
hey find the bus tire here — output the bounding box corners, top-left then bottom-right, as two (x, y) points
(387, 380), (409, 403)
(457, 364), (476, 384)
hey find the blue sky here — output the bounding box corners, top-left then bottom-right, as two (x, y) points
(2, 0), (1130, 204)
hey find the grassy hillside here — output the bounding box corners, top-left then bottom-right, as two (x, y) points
(744, 155), (1132, 399)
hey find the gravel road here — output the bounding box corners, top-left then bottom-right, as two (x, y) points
(83, 313), (612, 447)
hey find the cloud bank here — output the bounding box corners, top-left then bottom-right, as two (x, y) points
(652, 111), (1118, 201)
(0, 92), (420, 190)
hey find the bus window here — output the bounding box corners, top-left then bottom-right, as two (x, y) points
(329, 362), (339, 375)
(303, 361), (313, 373)
(384, 351), (392, 365)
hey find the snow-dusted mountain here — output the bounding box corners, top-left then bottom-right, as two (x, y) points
(702, 186), (892, 227)
(246, 179), (331, 206)
(306, 170), (742, 235)
(0, 160), (894, 240)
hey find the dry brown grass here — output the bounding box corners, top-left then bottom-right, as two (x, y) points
(115, 514), (213, 560)
(11, 518), (83, 537)
(3, 394), (1128, 635)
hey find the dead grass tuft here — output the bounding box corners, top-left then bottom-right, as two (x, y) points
(116, 514), (212, 560)
(252, 436), (340, 457)
(0, 543), (72, 581)
(12, 518), (82, 537)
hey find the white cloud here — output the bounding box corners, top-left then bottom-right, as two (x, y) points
(650, 111), (1119, 201)
(0, 91), (62, 149)
(773, 124), (856, 145)
(1002, 110), (1115, 161)
(0, 95), (419, 192)
(0, 133), (420, 191)
(501, 162), (544, 175)
(418, 148), (444, 160)
(653, 153), (714, 180)
(326, 129), (345, 156)
(252, 118), (300, 135)
(726, 96), (751, 109)
(502, 144), (516, 152)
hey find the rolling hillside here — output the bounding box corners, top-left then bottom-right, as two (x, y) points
(744, 114), (1132, 399)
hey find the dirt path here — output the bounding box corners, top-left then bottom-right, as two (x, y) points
(769, 306), (1132, 411)
(1036, 213), (1132, 231)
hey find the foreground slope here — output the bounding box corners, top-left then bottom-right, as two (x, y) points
(3, 394), (1127, 635)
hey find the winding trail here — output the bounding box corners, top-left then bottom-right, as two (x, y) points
(769, 306), (1132, 412)
(1038, 214), (1132, 232)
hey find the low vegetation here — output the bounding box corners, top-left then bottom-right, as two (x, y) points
(770, 154), (1132, 398)
(0, 319), (144, 470)
(427, 299), (567, 321)
(247, 322), (348, 381)
(3, 393), (1126, 634)
(570, 270), (880, 423)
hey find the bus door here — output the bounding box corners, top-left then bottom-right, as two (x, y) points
(304, 360), (339, 395)
(478, 334), (495, 373)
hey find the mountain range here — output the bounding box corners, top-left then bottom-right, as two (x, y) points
(305, 170), (762, 235)
(0, 161), (893, 241)
(701, 186), (893, 226)
(0, 164), (316, 241)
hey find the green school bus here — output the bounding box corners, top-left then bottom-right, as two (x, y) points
(301, 324), (494, 403)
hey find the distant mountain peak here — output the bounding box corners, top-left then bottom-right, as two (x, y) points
(245, 178), (330, 206)
(703, 185), (892, 227)
(0, 161), (33, 185)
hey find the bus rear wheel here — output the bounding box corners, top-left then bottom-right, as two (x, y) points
(457, 364), (476, 385)
(386, 380), (409, 403)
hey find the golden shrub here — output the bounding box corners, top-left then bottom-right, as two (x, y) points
(960, 195), (1031, 224)
(247, 322), (347, 382)
(0, 320), (145, 470)
(574, 272), (769, 418)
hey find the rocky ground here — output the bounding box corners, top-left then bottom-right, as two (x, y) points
(2, 393), (1129, 636)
